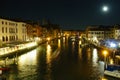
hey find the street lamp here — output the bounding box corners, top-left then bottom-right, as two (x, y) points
(103, 50), (108, 57)
(102, 50), (108, 70)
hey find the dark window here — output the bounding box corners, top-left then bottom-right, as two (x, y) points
(16, 28), (18, 33)
(2, 27), (4, 33)
(9, 28), (11, 33)
(16, 35), (18, 40)
(6, 27), (7, 33)
(2, 36), (5, 41)
(2, 21), (4, 24)
(6, 36), (8, 41)
(9, 36), (11, 41)
(5, 22), (7, 25)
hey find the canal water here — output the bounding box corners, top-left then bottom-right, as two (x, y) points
(0, 37), (118, 80)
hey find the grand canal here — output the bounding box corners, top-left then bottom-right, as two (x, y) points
(0, 37), (118, 80)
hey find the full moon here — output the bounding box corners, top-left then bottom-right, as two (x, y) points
(102, 6), (108, 12)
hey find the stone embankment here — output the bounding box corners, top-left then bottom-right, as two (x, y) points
(0, 41), (46, 59)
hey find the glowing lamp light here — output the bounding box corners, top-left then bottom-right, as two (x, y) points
(47, 37), (50, 41)
(101, 77), (108, 80)
(79, 36), (81, 39)
(102, 50), (108, 57)
(79, 41), (81, 45)
(110, 59), (114, 64)
(88, 38), (90, 40)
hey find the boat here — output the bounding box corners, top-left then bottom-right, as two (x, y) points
(0, 66), (10, 74)
(104, 64), (120, 78)
(0, 67), (10, 71)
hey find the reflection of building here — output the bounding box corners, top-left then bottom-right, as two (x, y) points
(0, 18), (27, 46)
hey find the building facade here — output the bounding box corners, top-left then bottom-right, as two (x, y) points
(0, 18), (27, 46)
(17, 22), (27, 41)
(86, 25), (120, 42)
(114, 25), (120, 39)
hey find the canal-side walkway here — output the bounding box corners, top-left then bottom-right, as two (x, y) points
(0, 40), (47, 59)
(0, 37), (61, 60)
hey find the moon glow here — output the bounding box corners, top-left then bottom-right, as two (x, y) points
(102, 6), (108, 12)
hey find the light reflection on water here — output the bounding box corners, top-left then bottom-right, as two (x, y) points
(5, 49), (38, 80)
(18, 49), (37, 66)
(46, 44), (52, 80)
(58, 39), (61, 48)
(87, 48), (91, 61)
(71, 41), (75, 54)
(92, 48), (98, 66)
(46, 44), (52, 64)
(63, 37), (65, 43)
(78, 40), (82, 59)
(0, 39), (117, 80)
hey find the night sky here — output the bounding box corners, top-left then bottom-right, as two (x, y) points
(0, 0), (120, 30)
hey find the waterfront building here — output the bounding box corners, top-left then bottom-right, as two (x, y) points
(17, 22), (27, 41)
(86, 25), (114, 44)
(26, 23), (34, 41)
(86, 25), (120, 42)
(86, 26), (104, 42)
(0, 18), (27, 46)
(32, 24), (42, 38)
(114, 25), (120, 39)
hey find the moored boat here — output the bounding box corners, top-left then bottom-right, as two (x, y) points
(0, 66), (10, 74)
(0, 67), (10, 71)
(104, 64), (120, 78)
